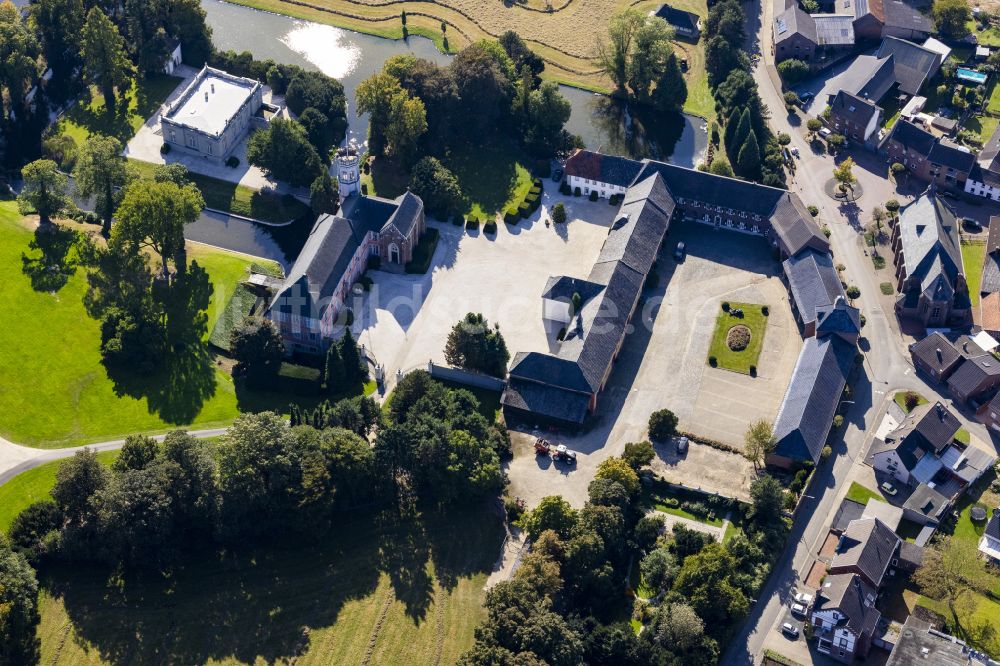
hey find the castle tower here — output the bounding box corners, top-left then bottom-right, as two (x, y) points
(336, 143), (361, 197)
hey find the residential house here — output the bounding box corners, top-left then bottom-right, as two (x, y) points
(840, 0), (933, 41)
(886, 616), (985, 666)
(870, 401), (961, 486)
(889, 187), (972, 327)
(979, 510), (1000, 562)
(501, 173), (672, 426)
(267, 192), (425, 353)
(976, 391), (1000, 432)
(883, 120), (976, 190)
(829, 90), (883, 147)
(653, 4), (701, 39)
(774, 8), (855, 64)
(828, 517), (901, 588)
(946, 352), (1000, 403)
(966, 126), (1000, 201)
(811, 573), (881, 663)
(875, 37), (943, 95)
(909, 331), (966, 381)
(563, 149), (644, 200)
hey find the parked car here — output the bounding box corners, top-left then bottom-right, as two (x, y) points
(962, 217), (982, 231)
(675, 241), (686, 261)
(551, 168), (563, 182)
(676, 436), (689, 454)
(791, 147), (800, 158)
(819, 128), (832, 138)
(791, 602), (807, 617)
(799, 91), (814, 102)
(554, 444), (577, 464)
(782, 623), (800, 638)
(881, 481), (898, 496)
(794, 591), (813, 607)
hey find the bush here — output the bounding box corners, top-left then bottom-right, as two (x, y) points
(465, 218), (480, 230)
(761, 305), (769, 316)
(807, 205), (819, 217)
(749, 364), (757, 376)
(358, 275), (374, 291)
(573, 186), (581, 197)
(708, 355), (718, 367)
(518, 202), (532, 218)
(484, 220), (497, 234)
(777, 58), (810, 85)
(559, 181), (571, 195)
(833, 415), (844, 428)
(504, 209), (519, 224)
(648, 409), (679, 441)
(551, 202), (567, 224)
(589, 190), (599, 201)
(821, 445), (832, 460)
(226, 155), (240, 168)
(845, 285), (861, 299)
(904, 391), (921, 411)
(367, 255), (381, 270)
(721, 301), (730, 311)
(160, 143), (171, 155)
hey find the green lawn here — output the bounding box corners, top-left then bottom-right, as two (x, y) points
(0, 201), (275, 448)
(54, 75), (183, 145)
(36, 506), (502, 665)
(917, 591), (1000, 658)
(444, 141), (534, 219)
(640, 479), (728, 527)
(129, 159), (311, 225)
(962, 240), (987, 308)
(845, 481), (884, 506)
(0, 451), (120, 532)
(893, 390), (928, 413)
(707, 303), (769, 374)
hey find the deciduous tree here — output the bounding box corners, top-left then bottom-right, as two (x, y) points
(246, 118), (324, 187)
(74, 134), (132, 236)
(743, 419), (776, 469)
(80, 7), (134, 113)
(444, 312), (510, 377)
(230, 316), (284, 385)
(18, 159), (69, 225)
(111, 179), (204, 278)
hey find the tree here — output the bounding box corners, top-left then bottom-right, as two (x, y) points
(673, 543), (749, 626)
(914, 539), (992, 614)
(806, 118), (823, 138)
(551, 202), (567, 224)
(749, 474), (785, 523)
(8, 501), (61, 560)
(524, 81), (572, 156)
(74, 134), (131, 236)
(385, 91), (427, 163)
(230, 316), (284, 385)
(728, 108), (751, 157)
(648, 409), (678, 440)
(409, 156), (463, 217)
(626, 15), (675, 100)
(651, 52), (687, 112)
(0, 2), (41, 118)
(339, 327), (367, 384)
(622, 441), (655, 470)
(111, 179), (204, 278)
(736, 130), (761, 178)
(743, 419), (776, 470)
(80, 7), (134, 113)
(52, 448), (109, 525)
(246, 118), (324, 187)
(783, 92), (800, 108)
(310, 172), (339, 216)
(833, 156), (857, 195)
(827, 133), (847, 150)
(18, 159), (69, 226)
(499, 30), (544, 80)
(777, 132), (791, 146)
(356, 71), (404, 154)
(933, 0), (971, 39)
(633, 513), (664, 551)
(705, 35), (745, 87)
(29, 0), (85, 78)
(708, 158), (734, 177)
(595, 458), (640, 496)
(776, 58), (809, 85)
(297, 107), (335, 158)
(640, 547), (678, 593)
(0, 544), (40, 664)
(113, 434), (158, 472)
(450, 43), (514, 138)
(653, 602), (704, 652)
(444, 312), (510, 377)
(521, 495), (578, 539)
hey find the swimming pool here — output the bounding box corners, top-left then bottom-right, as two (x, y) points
(957, 67), (988, 85)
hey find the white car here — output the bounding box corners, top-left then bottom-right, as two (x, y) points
(791, 147), (800, 157)
(791, 602), (807, 617)
(794, 591), (813, 606)
(819, 128), (832, 138)
(881, 481), (898, 496)
(782, 622), (800, 638)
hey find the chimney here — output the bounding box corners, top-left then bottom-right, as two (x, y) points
(204, 92), (209, 102)
(211, 83), (215, 94)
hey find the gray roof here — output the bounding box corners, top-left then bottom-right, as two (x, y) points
(975, 126), (1000, 188)
(814, 573), (882, 639)
(880, 401), (961, 469)
(783, 249), (846, 327)
(508, 351), (592, 394)
(831, 90), (881, 128)
(909, 331), (963, 375)
(771, 195), (832, 256)
(832, 498), (867, 532)
(951, 445), (997, 484)
(654, 5), (701, 34)
(986, 511), (1000, 541)
(814, 14), (856, 46)
(881, 1), (934, 35)
(775, 6), (816, 45)
(988, 217), (1000, 255)
(816, 297), (862, 340)
(541, 276), (604, 303)
(928, 140), (976, 173)
(877, 36), (941, 95)
(836, 54), (896, 104)
(887, 617), (972, 666)
(832, 518), (901, 587)
(500, 378), (592, 424)
(947, 353), (1000, 396)
(564, 149), (644, 188)
(382, 191), (424, 237)
(902, 482), (950, 520)
(899, 540), (924, 568)
(897, 189), (964, 303)
(773, 336), (856, 462)
(889, 118), (937, 157)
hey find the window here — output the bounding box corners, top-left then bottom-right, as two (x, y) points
(932, 307), (941, 318)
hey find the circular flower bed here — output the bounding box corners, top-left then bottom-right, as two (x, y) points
(727, 325), (751, 352)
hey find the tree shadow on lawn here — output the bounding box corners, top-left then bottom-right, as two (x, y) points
(445, 140), (523, 216)
(21, 225), (80, 292)
(43, 505), (503, 664)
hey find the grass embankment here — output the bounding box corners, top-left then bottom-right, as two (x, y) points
(707, 303), (768, 374)
(54, 75), (183, 145)
(962, 240), (987, 308)
(893, 390), (928, 413)
(226, 0), (714, 120)
(35, 506), (502, 665)
(0, 201), (287, 448)
(845, 481), (884, 506)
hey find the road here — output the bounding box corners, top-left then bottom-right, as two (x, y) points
(722, 0), (1000, 663)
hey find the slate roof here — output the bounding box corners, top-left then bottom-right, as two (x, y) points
(832, 498), (867, 532)
(876, 37), (940, 95)
(880, 0), (933, 35)
(382, 191), (424, 237)
(783, 249), (845, 327)
(816, 298), (862, 340)
(501, 378), (591, 424)
(831, 90), (881, 129)
(899, 540), (925, 568)
(878, 401), (961, 469)
(654, 4), (701, 35)
(947, 353), (1000, 395)
(886, 617), (972, 666)
(889, 118), (936, 156)
(896, 189), (964, 303)
(772, 336), (856, 463)
(902, 482), (950, 521)
(909, 331), (963, 376)
(541, 276), (604, 303)
(508, 351), (593, 394)
(831, 517), (901, 587)
(775, 5), (816, 45)
(564, 149), (644, 188)
(814, 573), (882, 639)
(974, 125), (1000, 188)
(928, 140), (976, 173)
(988, 217), (1000, 255)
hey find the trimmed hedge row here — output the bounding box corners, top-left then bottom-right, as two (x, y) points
(504, 178), (544, 225)
(676, 430), (742, 455)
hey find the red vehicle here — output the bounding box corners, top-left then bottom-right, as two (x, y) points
(534, 438), (551, 455)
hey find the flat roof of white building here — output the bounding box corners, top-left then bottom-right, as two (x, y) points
(165, 66), (259, 137)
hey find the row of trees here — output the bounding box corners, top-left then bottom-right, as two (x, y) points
(704, 0), (786, 187)
(596, 8), (688, 113)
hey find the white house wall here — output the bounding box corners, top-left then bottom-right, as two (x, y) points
(566, 175), (627, 199)
(872, 450), (911, 485)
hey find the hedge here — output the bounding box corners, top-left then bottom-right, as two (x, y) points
(518, 202), (532, 218)
(484, 220), (497, 234)
(504, 209), (520, 224)
(676, 430), (742, 455)
(465, 218), (480, 230)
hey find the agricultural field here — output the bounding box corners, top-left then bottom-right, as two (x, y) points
(227, 0), (714, 119)
(34, 507), (502, 665)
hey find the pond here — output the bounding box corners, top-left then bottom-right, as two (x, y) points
(202, 0), (707, 165)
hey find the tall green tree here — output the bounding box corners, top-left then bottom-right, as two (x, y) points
(323, 338), (346, 393)
(932, 0), (971, 39)
(651, 52), (687, 112)
(443, 312), (510, 377)
(18, 159), (69, 225)
(736, 129), (761, 178)
(111, 179), (204, 278)
(339, 327), (367, 384)
(626, 15), (674, 100)
(596, 8), (646, 93)
(74, 134), (132, 236)
(524, 81), (572, 157)
(230, 317), (284, 385)
(28, 0), (84, 78)
(52, 448), (110, 526)
(409, 156), (462, 217)
(80, 7), (134, 113)
(246, 118), (324, 187)
(0, 2), (41, 119)
(0, 542), (40, 665)
(743, 419), (776, 470)
(310, 172), (338, 216)
(386, 91), (427, 164)
(356, 71), (403, 155)
(124, 0), (170, 73)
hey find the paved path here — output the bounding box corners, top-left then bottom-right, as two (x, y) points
(0, 429), (229, 487)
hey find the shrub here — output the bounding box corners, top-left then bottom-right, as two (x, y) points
(833, 415), (844, 428)
(529, 185), (542, 196)
(708, 355), (718, 367)
(559, 181), (571, 195)
(551, 202), (567, 224)
(721, 301), (730, 311)
(885, 199), (900, 213)
(504, 209), (520, 224)
(846, 285), (861, 299)
(226, 155), (240, 168)
(465, 218), (479, 230)
(160, 143), (171, 155)
(589, 190), (599, 201)
(484, 220), (497, 234)
(873, 256), (885, 269)
(727, 325), (751, 351)
(573, 186), (581, 197)
(749, 365), (757, 376)
(366, 255), (381, 270)
(904, 391), (921, 411)
(648, 409), (679, 441)
(518, 202), (532, 218)
(821, 445), (832, 460)
(822, 225), (832, 237)
(762, 305), (769, 316)
(807, 205), (819, 217)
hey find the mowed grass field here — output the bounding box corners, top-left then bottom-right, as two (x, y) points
(54, 75), (183, 146)
(227, 0), (714, 119)
(707, 303), (769, 374)
(35, 507), (502, 665)
(0, 201), (269, 448)
(962, 239), (987, 308)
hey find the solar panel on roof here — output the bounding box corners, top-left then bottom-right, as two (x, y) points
(776, 17), (787, 33)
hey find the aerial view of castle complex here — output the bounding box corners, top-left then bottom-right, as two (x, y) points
(3, 0), (1000, 662)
